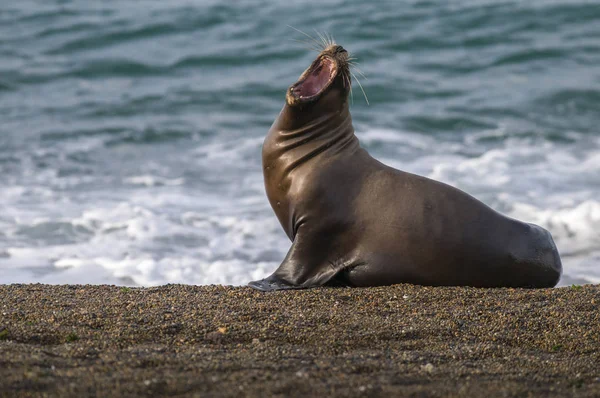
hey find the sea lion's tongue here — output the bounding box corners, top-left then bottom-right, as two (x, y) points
(295, 58), (336, 98)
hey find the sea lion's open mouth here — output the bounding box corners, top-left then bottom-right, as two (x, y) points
(290, 57), (337, 101)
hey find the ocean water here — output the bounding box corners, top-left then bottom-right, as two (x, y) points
(1, 0), (599, 287)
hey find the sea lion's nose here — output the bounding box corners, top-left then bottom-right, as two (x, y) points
(334, 45), (347, 54)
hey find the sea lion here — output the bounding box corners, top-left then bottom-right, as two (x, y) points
(248, 42), (562, 291)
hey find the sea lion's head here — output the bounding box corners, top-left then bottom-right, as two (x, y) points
(286, 44), (351, 108)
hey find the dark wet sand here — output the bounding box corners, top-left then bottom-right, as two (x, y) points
(0, 284), (599, 397)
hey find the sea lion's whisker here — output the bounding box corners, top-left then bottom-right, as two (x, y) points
(351, 67), (368, 80)
(348, 62), (368, 79)
(346, 73), (354, 105)
(314, 29), (327, 48)
(350, 70), (369, 105)
(315, 29), (327, 48)
(355, 72), (368, 81)
(341, 71), (352, 103)
(290, 38), (323, 53)
(290, 38), (319, 48)
(287, 25), (324, 50)
(313, 29), (329, 49)
(326, 32), (336, 47)
(290, 37), (320, 47)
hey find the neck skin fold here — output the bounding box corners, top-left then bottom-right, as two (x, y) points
(263, 94), (358, 174)
(262, 90), (360, 239)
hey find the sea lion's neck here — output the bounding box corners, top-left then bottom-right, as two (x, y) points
(262, 101), (359, 239)
(263, 102), (359, 168)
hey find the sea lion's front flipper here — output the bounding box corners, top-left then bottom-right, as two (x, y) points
(247, 274), (303, 292)
(248, 228), (346, 292)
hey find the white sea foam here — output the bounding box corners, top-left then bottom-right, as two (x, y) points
(1, 127), (598, 287)
(124, 175), (185, 187)
(0, 198), (283, 286)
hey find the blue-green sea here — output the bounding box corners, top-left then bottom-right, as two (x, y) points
(1, 0), (599, 286)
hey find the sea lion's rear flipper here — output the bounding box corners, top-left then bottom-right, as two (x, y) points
(248, 228), (346, 292)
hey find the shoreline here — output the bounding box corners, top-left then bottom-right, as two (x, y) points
(1, 283), (599, 397)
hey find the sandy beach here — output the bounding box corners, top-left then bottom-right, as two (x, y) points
(0, 284), (598, 397)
